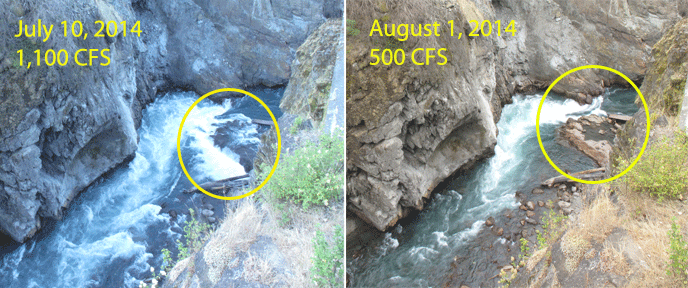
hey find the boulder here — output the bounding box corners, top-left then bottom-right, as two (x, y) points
(201, 209), (214, 218)
(492, 226), (505, 236)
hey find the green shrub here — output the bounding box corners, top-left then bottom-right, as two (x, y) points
(290, 116), (304, 135)
(519, 237), (530, 259)
(498, 268), (517, 287)
(311, 225), (344, 287)
(159, 208), (212, 275)
(261, 132), (344, 209)
(538, 206), (568, 249)
(161, 247), (174, 273)
(620, 133), (688, 201)
(178, 208), (212, 259)
(346, 19), (360, 36)
(667, 218), (688, 284)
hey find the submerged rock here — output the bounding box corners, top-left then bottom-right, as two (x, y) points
(201, 209), (214, 218)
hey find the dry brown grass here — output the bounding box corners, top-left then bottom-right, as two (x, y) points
(617, 191), (688, 287)
(261, 199), (344, 288)
(243, 252), (276, 285)
(599, 241), (630, 275)
(191, 198), (343, 287)
(574, 191), (619, 244)
(558, 192), (619, 273)
(204, 200), (264, 284)
(167, 256), (191, 284)
(560, 230), (592, 272)
(526, 248), (548, 271)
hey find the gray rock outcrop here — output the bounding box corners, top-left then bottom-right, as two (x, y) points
(254, 18), (344, 177)
(347, 1), (503, 231)
(0, 0), (336, 242)
(280, 19), (343, 126)
(0, 0), (141, 243)
(558, 115), (615, 167)
(495, 0), (683, 98)
(637, 18), (688, 116)
(346, 0), (683, 232)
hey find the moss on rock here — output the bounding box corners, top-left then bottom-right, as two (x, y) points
(640, 18), (688, 115)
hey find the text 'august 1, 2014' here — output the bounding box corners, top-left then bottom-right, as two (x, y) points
(365, 19), (517, 66)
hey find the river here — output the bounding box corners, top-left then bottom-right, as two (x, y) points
(349, 88), (639, 287)
(0, 87), (283, 288)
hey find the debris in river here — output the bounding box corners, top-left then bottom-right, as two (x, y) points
(183, 174), (250, 194)
(541, 167), (606, 186)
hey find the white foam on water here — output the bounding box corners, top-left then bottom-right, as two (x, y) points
(433, 231), (449, 247)
(0, 92), (262, 287)
(182, 101), (257, 181)
(465, 94), (606, 217)
(375, 232), (400, 259)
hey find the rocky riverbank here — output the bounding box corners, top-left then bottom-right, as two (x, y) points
(441, 182), (589, 287)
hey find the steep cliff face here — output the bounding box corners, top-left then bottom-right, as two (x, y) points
(637, 18), (688, 116)
(346, 0), (505, 231)
(0, 0), (141, 243)
(346, 0), (683, 232)
(0, 0), (337, 242)
(613, 18), (688, 169)
(254, 18), (344, 177)
(140, 0), (337, 94)
(495, 0), (683, 96)
(280, 19), (342, 126)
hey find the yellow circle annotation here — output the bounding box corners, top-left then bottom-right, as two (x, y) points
(176, 88), (281, 200)
(535, 64), (650, 184)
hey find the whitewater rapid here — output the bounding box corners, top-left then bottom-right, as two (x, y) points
(0, 91), (260, 287)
